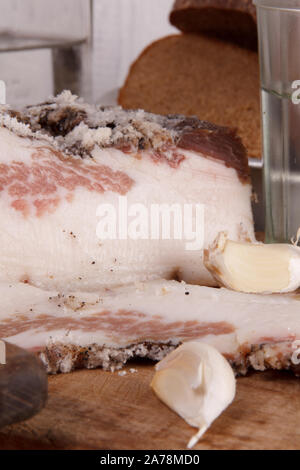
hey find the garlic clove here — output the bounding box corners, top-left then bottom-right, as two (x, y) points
(204, 231), (300, 294)
(151, 341), (236, 448)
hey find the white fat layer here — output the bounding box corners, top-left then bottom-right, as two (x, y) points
(1, 280), (300, 353)
(0, 129), (254, 291)
(0, 127), (42, 165)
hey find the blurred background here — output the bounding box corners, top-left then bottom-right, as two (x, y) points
(0, 0), (176, 107)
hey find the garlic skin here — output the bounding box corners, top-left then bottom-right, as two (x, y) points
(151, 341), (236, 448)
(204, 232), (300, 294)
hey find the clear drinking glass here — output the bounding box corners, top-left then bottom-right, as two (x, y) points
(254, 0), (300, 242)
(0, 0), (92, 107)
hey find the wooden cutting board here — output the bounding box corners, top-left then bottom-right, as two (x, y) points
(1, 361), (300, 450)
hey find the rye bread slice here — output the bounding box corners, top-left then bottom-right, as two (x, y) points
(118, 34), (261, 159)
(170, 0), (257, 50)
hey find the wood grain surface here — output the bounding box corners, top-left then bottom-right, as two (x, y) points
(0, 360), (299, 450)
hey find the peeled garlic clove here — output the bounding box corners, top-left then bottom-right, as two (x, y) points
(151, 341), (236, 449)
(204, 231), (300, 294)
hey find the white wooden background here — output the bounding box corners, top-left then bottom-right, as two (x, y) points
(92, 0), (177, 104)
(0, 0), (177, 107)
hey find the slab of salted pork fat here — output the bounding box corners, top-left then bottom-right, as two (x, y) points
(0, 91), (254, 291)
(1, 280), (300, 375)
(0, 91), (259, 373)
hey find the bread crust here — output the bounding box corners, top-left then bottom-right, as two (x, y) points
(171, 0), (256, 20)
(170, 0), (257, 49)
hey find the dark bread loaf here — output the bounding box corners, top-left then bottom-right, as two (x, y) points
(118, 34), (261, 159)
(170, 0), (257, 50)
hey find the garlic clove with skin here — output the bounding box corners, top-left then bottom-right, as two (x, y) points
(151, 341), (236, 449)
(204, 231), (300, 294)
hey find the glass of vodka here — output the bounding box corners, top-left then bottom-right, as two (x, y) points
(0, 0), (92, 107)
(255, 0), (300, 242)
